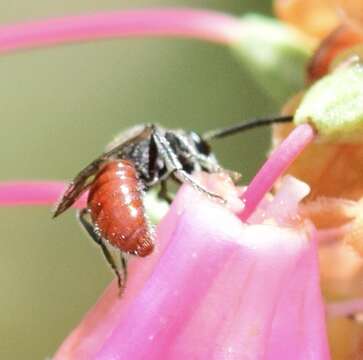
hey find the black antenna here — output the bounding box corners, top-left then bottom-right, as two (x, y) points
(203, 115), (293, 140)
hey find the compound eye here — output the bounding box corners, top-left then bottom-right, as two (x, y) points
(190, 132), (211, 156)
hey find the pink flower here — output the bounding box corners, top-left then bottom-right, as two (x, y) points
(0, 122), (329, 359)
(0, 175), (329, 359)
(54, 175), (329, 360)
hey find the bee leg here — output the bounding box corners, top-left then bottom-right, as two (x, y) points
(158, 181), (173, 204)
(120, 252), (128, 284)
(173, 170), (226, 204)
(78, 208), (126, 296)
(152, 129), (226, 204)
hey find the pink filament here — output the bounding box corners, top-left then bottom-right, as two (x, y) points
(238, 124), (316, 221)
(0, 181), (86, 208)
(0, 9), (242, 54)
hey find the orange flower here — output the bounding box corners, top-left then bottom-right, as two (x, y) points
(273, 2), (363, 358)
(275, 0), (363, 37)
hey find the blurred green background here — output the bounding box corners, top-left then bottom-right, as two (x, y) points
(0, 1), (276, 358)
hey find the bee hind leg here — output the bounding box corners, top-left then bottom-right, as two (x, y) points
(78, 208), (126, 296)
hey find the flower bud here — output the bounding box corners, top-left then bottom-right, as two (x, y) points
(230, 14), (313, 103)
(294, 62), (363, 142)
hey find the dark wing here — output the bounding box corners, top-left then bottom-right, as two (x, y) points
(53, 156), (107, 218)
(53, 124), (154, 218)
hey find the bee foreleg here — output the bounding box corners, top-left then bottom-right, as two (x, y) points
(152, 129), (226, 204)
(158, 181), (174, 204)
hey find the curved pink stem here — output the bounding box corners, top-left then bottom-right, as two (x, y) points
(238, 124), (316, 221)
(0, 181), (86, 208)
(326, 298), (363, 318)
(0, 9), (242, 54)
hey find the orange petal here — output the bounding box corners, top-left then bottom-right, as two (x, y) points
(308, 24), (363, 82)
(344, 214), (363, 255)
(300, 197), (357, 228)
(274, 0), (339, 38)
(273, 124), (363, 201)
(337, 0), (363, 31)
(327, 317), (363, 359)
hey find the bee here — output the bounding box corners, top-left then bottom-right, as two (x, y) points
(54, 117), (291, 292)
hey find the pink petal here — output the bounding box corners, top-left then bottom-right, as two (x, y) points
(249, 175), (310, 225)
(55, 176), (330, 360)
(54, 194), (179, 359)
(266, 227), (329, 359)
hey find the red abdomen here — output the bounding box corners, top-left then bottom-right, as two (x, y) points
(87, 160), (154, 257)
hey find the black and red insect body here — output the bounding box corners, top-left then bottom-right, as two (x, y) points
(54, 124), (224, 291)
(54, 117), (292, 292)
(88, 160), (153, 258)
